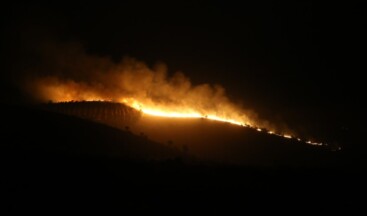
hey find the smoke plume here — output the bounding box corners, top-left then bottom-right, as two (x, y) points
(23, 41), (286, 133)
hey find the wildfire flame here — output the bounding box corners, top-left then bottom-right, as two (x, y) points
(47, 97), (326, 147)
(30, 78), (327, 147)
(122, 98), (246, 126)
(24, 42), (329, 148)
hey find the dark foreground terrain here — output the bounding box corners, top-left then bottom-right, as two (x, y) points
(2, 105), (366, 213)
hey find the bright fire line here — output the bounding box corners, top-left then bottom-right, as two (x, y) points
(119, 98), (327, 147)
(122, 98), (245, 126)
(53, 99), (329, 148)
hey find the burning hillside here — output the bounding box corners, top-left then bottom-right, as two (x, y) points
(24, 42), (326, 146)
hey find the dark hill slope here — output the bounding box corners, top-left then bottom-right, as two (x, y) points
(2, 105), (181, 160)
(133, 115), (338, 167)
(2, 105), (365, 213)
(42, 101), (342, 167)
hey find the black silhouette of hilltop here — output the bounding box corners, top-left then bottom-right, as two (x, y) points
(2, 104), (182, 161)
(3, 104), (365, 213)
(2, 104), (190, 211)
(43, 101), (342, 167)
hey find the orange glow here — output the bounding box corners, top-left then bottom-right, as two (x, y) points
(121, 98), (245, 126)
(306, 140), (323, 146)
(30, 74), (326, 147)
(46, 96), (327, 147)
(283, 134), (292, 139)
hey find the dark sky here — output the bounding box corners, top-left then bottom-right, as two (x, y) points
(1, 1), (364, 146)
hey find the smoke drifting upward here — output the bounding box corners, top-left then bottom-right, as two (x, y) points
(24, 41), (288, 134)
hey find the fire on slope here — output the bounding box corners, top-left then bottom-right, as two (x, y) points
(28, 56), (257, 129)
(25, 48), (327, 147)
(118, 99), (326, 146)
(31, 85), (327, 147)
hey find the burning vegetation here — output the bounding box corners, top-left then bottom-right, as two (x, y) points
(25, 42), (327, 147)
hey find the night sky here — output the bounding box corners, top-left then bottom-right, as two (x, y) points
(1, 1), (364, 149)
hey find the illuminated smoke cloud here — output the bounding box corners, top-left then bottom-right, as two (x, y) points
(24, 41), (292, 135)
